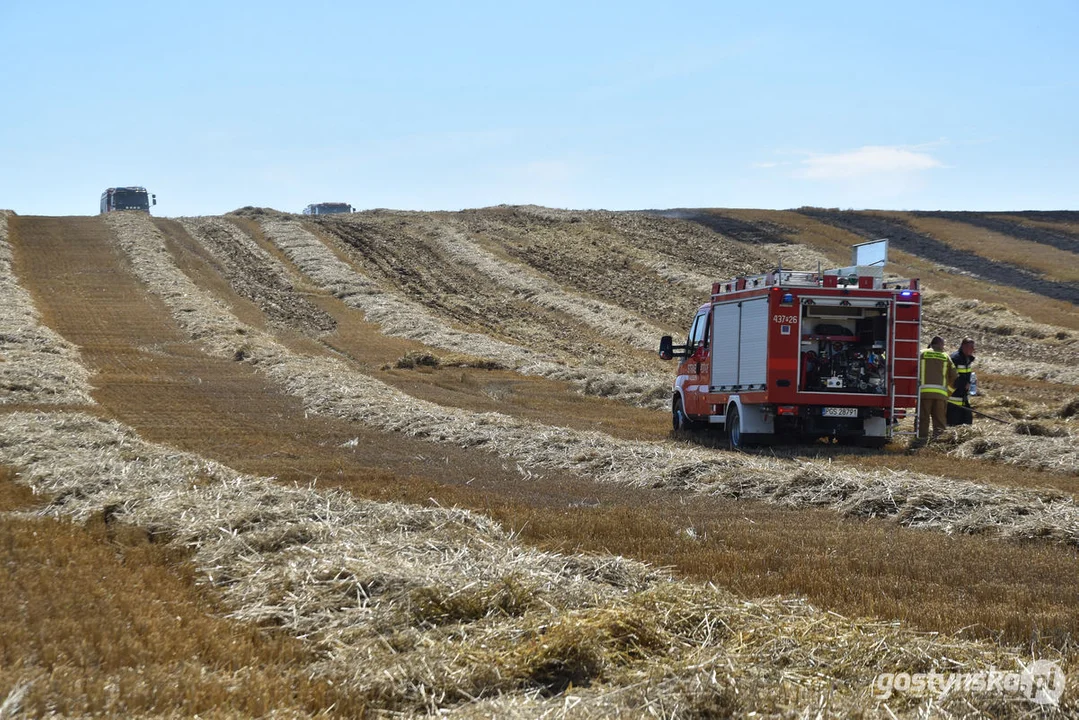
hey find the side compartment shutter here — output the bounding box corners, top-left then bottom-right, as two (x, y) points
(738, 297), (769, 387)
(710, 302), (740, 388)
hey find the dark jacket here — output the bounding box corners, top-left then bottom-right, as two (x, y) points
(950, 350), (975, 400)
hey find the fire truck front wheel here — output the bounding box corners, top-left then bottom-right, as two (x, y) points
(672, 397), (699, 433)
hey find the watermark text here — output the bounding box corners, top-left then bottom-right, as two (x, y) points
(872, 660), (1064, 706)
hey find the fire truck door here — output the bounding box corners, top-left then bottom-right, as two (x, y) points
(685, 309), (712, 416)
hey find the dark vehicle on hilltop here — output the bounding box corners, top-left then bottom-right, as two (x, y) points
(303, 202), (353, 215)
(100, 187), (156, 214)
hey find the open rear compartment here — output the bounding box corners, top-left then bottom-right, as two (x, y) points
(798, 299), (890, 395)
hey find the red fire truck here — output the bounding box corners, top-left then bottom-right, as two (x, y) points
(659, 257), (921, 448)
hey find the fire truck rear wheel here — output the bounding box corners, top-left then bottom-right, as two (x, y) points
(726, 405), (743, 450)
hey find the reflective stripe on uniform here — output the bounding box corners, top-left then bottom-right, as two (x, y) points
(920, 350), (956, 397)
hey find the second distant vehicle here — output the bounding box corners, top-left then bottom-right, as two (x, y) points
(100, 187), (156, 214)
(303, 202), (353, 215)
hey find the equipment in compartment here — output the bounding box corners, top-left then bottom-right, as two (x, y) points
(800, 317), (888, 394)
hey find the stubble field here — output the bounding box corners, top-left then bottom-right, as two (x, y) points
(1, 205), (1077, 718)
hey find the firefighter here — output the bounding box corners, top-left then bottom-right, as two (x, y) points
(915, 336), (958, 444)
(947, 337), (976, 426)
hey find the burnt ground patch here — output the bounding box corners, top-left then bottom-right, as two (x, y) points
(797, 209), (1079, 304)
(1010, 211), (1079, 224)
(648, 209), (791, 244)
(913, 211), (1079, 255)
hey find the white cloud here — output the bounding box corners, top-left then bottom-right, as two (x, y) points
(794, 145), (944, 180)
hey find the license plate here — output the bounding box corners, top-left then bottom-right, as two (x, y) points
(822, 407), (858, 418)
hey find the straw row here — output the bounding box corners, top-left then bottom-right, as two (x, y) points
(430, 223), (674, 351)
(921, 292), (1079, 385)
(0, 409), (1061, 717)
(0, 210), (94, 406)
(257, 216), (669, 408)
(178, 216), (337, 336)
(106, 212), (1079, 547)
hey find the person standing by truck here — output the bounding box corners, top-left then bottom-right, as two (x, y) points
(947, 338), (976, 426)
(915, 336), (958, 445)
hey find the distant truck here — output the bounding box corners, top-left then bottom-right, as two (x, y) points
(100, 187), (156, 214)
(303, 202), (353, 215)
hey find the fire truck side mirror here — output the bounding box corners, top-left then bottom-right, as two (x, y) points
(659, 336), (674, 360)
(152, 195), (157, 206)
(660, 336), (692, 360)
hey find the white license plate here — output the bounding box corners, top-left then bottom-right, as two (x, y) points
(822, 407), (858, 418)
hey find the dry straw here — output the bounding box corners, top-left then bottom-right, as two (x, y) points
(256, 216), (669, 408)
(105, 213), (1079, 546)
(178, 216), (337, 335)
(0, 210), (94, 406)
(430, 223), (675, 351)
(921, 292), (1079, 385)
(946, 419), (1079, 473)
(1, 410), (1069, 717)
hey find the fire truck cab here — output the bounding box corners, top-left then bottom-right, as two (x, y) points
(660, 258), (921, 449)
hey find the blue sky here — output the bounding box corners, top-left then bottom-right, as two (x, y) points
(2, 1), (1076, 216)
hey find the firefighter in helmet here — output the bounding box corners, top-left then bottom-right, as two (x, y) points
(916, 336), (958, 444)
(947, 337), (976, 426)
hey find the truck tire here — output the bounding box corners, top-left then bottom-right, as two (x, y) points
(672, 397), (697, 433)
(726, 405), (743, 450)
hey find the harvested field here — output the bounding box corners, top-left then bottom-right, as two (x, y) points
(453, 206), (763, 327)
(649, 208), (794, 245)
(3, 206), (1079, 716)
(0, 212), (93, 406)
(174, 216), (336, 336)
(1, 411), (1073, 717)
(797, 208), (1079, 304)
(106, 212), (1079, 538)
(254, 214), (670, 408)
